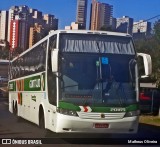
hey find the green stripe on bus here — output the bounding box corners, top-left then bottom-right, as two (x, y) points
(24, 75), (41, 91)
(59, 101), (81, 111)
(9, 81), (16, 91)
(126, 104), (139, 112)
(59, 101), (139, 112)
(9, 73), (45, 91)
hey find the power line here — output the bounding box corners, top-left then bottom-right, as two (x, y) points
(134, 14), (160, 26)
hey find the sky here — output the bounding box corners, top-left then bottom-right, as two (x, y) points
(0, 0), (160, 29)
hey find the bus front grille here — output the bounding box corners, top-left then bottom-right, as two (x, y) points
(77, 112), (125, 120)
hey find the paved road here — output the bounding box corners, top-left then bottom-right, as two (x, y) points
(0, 97), (160, 146)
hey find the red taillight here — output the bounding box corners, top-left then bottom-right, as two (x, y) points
(139, 93), (151, 100)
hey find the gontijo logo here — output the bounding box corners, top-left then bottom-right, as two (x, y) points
(29, 79), (40, 88)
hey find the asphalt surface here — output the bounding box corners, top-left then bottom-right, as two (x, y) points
(0, 97), (160, 146)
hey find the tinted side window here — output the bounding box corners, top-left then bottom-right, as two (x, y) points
(10, 40), (47, 79)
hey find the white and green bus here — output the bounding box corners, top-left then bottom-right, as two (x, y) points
(9, 30), (152, 133)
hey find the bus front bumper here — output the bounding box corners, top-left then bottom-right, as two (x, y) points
(55, 113), (139, 133)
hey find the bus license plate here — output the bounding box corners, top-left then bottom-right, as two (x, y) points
(94, 123), (109, 128)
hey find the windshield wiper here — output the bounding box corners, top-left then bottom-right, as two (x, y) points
(61, 84), (78, 90)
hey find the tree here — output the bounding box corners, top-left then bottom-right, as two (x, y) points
(135, 19), (160, 88)
(153, 20), (160, 41)
(100, 25), (113, 31)
(12, 47), (23, 58)
(0, 40), (10, 60)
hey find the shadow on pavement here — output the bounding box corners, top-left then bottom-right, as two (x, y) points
(42, 123), (160, 145)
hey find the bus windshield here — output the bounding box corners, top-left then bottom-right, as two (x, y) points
(59, 52), (137, 107)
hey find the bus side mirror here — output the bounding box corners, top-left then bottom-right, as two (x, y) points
(137, 53), (152, 78)
(51, 49), (59, 73)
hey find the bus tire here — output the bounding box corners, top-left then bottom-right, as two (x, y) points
(39, 107), (45, 129)
(14, 101), (22, 122)
(12, 101), (14, 113)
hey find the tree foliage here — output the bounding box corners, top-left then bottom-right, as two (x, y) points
(135, 20), (160, 88)
(154, 19), (160, 41)
(0, 41), (24, 60)
(12, 47), (23, 58)
(0, 41), (10, 60)
(100, 25), (113, 31)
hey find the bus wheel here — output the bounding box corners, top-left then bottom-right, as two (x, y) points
(12, 101), (14, 113)
(39, 108), (45, 129)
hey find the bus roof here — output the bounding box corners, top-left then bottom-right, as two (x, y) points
(49, 30), (131, 37)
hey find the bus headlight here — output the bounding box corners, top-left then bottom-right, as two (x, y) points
(124, 110), (140, 117)
(57, 108), (78, 117)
